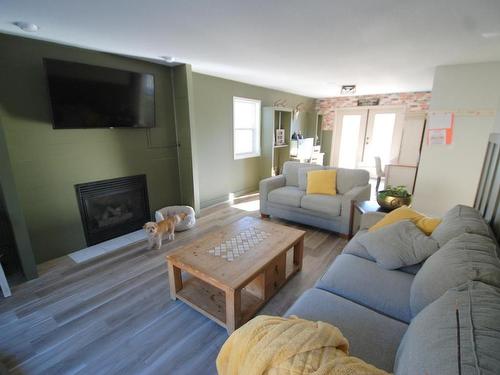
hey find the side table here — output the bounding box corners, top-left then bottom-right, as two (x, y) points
(349, 200), (390, 239)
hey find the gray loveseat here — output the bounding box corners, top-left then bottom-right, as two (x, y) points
(286, 204), (500, 373)
(259, 161), (370, 235)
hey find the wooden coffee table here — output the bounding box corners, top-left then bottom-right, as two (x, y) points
(166, 216), (305, 333)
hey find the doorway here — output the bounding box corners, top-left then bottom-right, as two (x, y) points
(331, 107), (404, 176)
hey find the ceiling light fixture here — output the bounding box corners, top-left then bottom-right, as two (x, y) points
(340, 85), (356, 95)
(160, 56), (176, 63)
(13, 21), (39, 32)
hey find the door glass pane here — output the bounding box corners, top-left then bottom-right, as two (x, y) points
(338, 115), (361, 168)
(365, 113), (396, 166)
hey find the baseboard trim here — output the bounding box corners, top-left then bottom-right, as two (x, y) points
(200, 186), (258, 209)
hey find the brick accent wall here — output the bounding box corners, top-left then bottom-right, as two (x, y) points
(316, 91), (431, 130)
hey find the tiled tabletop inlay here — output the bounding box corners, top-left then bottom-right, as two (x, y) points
(207, 227), (270, 262)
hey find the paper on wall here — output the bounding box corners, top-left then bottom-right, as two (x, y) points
(428, 129), (447, 145)
(427, 112), (454, 145)
(428, 112), (453, 129)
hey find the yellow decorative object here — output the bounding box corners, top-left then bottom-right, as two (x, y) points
(306, 169), (337, 196)
(216, 315), (389, 375)
(369, 206), (441, 235)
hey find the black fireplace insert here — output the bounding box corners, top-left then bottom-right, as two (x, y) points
(75, 175), (150, 246)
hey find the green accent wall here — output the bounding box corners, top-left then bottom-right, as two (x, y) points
(173, 65), (200, 213)
(191, 73), (315, 208)
(0, 109), (38, 279)
(0, 34), (181, 263)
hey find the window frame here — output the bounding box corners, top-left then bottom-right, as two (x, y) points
(233, 96), (261, 160)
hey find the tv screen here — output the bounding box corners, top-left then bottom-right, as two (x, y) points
(44, 59), (155, 129)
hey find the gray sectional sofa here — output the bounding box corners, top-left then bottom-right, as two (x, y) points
(285, 204), (500, 374)
(260, 161), (370, 235)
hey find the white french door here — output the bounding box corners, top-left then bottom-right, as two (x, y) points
(331, 107), (404, 175)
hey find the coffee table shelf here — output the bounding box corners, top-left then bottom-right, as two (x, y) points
(177, 277), (264, 328)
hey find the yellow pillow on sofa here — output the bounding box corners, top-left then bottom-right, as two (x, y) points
(306, 170), (337, 196)
(369, 206), (441, 235)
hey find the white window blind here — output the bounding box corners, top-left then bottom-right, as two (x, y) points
(233, 97), (261, 160)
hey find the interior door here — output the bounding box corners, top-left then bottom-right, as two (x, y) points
(331, 107), (404, 174)
(361, 108), (404, 173)
(331, 109), (368, 168)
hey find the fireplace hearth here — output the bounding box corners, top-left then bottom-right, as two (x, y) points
(75, 175), (150, 246)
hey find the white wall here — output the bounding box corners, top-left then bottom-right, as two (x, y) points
(413, 62), (500, 216)
(495, 96), (500, 133)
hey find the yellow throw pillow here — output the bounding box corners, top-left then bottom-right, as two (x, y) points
(306, 170), (337, 196)
(415, 217), (442, 236)
(369, 206), (441, 235)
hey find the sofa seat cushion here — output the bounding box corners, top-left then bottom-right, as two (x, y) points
(286, 288), (408, 372)
(395, 281), (500, 375)
(431, 204), (493, 246)
(358, 220), (439, 270)
(300, 194), (342, 216)
(410, 232), (500, 317)
(316, 254), (413, 323)
(268, 186), (305, 208)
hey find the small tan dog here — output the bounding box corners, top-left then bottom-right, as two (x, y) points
(143, 213), (187, 249)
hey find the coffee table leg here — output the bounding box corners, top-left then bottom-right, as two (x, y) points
(293, 237), (304, 271)
(225, 289), (241, 334)
(168, 262), (183, 300)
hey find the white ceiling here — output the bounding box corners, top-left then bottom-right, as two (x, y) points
(1, 0), (500, 98)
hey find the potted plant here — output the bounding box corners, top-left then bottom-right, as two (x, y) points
(377, 185), (412, 211)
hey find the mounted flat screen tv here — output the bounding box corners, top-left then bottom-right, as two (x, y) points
(44, 59), (155, 129)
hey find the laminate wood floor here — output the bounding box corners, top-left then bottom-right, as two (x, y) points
(0, 194), (346, 375)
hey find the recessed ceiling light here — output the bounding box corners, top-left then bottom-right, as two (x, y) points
(13, 21), (39, 32)
(160, 56), (176, 63)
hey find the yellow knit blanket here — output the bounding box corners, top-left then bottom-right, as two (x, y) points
(216, 315), (389, 375)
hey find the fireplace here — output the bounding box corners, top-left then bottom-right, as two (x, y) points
(75, 175), (150, 246)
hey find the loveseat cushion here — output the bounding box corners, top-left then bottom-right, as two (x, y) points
(267, 186), (305, 208)
(410, 233), (500, 317)
(286, 288), (408, 372)
(282, 161), (300, 186)
(336, 168), (370, 194)
(395, 281), (500, 375)
(431, 204), (493, 246)
(298, 164), (323, 190)
(316, 254), (413, 323)
(300, 194), (342, 216)
(358, 220), (439, 270)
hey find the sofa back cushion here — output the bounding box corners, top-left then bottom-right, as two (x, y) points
(282, 161), (369, 193)
(335, 168), (370, 194)
(431, 204), (493, 246)
(282, 161), (301, 187)
(298, 164), (324, 190)
(358, 220), (439, 270)
(395, 281), (500, 375)
(410, 233), (500, 317)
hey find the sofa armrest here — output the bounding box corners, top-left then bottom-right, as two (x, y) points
(359, 212), (387, 230)
(259, 175), (286, 214)
(340, 184), (371, 220)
